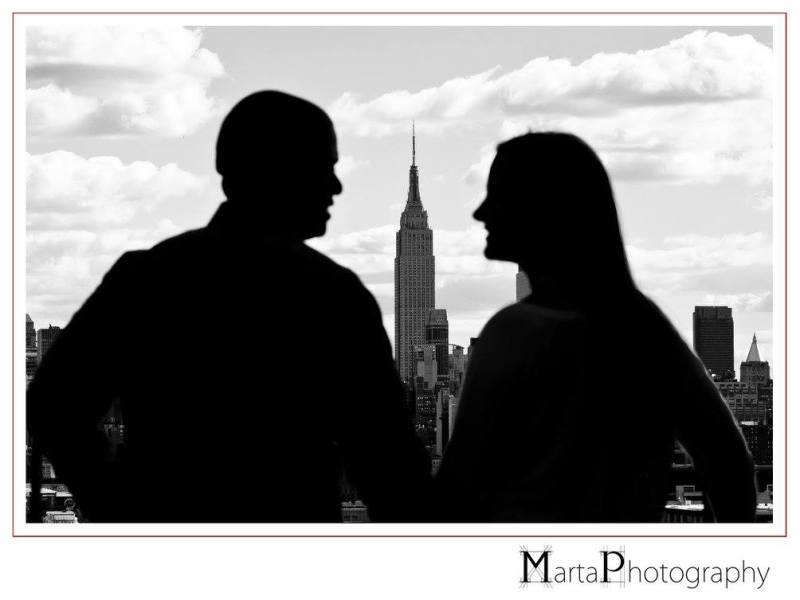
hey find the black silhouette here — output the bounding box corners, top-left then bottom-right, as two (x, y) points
(435, 132), (756, 522)
(27, 91), (432, 523)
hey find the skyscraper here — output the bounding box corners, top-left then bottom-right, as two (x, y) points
(449, 345), (466, 383)
(395, 126), (435, 381)
(692, 306), (734, 380)
(425, 308), (449, 382)
(36, 325), (62, 365)
(26, 314), (37, 385)
(26, 314), (36, 348)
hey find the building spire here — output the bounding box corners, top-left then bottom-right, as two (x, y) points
(404, 123), (423, 211)
(412, 121), (416, 166)
(745, 333), (762, 362)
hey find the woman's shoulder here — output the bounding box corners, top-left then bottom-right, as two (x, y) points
(476, 302), (586, 358)
(624, 292), (705, 374)
(485, 301), (584, 335)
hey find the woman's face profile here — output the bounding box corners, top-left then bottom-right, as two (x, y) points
(473, 152), (533, 263)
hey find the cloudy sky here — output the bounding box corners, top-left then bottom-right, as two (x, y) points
(25, 25), (774, 366)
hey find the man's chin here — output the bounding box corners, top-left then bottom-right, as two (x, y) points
(483, 244), (515, 262)
(301, 224), (328, 240)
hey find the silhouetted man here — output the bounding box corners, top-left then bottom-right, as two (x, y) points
(27, 91), (432, 523)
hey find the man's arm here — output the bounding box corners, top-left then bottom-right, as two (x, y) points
(332, 274), (433, 522)
(27, 252), (142, 521)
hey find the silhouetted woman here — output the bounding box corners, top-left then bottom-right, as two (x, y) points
(436, 132), (756, 522)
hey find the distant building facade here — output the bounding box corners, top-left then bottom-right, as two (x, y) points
(341, 500), (369, 523)
(693, 306), (734, 380)
(740, 333), (770, 385)
(717, 381), (763, 422)
(413, 344), (438, 392)
(715, 333), (773, 466)
(739, 421), (772, 466)
(414, 388), (438, 454)
(448, 394), (459, 439)
(36, 325), (62, 365)
(425, 308), (449, 384)
(26, 313), (36, 348)
(436, 388), (453, 456)
(26, 314), (37, 385)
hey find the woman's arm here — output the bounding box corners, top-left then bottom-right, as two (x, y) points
(672, 342), (757, 522)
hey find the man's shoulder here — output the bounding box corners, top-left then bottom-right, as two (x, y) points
(82, 229), (221, 306)
(148, 226), (213, 257)
(102, 248), (152, 280)
(104, 227), (368, 295)
(150, 226), (358, 278)
(295, 243), (363, 285)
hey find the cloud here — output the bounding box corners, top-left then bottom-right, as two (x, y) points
(437, 273), (515, 313)
(464, 143), (497, 187)
(628, 232), (772, 312)
(330, 30), (772, 186)
(464, 97), (771, 186)
(27, 26), (225, 137)
(26, 150), (208, 326)
(434, 225), (487, 256)
(27, 151), (207, 230)
(700, 292), (772, 313)
(631, 233), (771, 271)
(363, 282), (394, 316)
(310, 224), (503, 278)
(26, 219), (183, 327)
(336, 155), (370, 179)
(308, 225), (394, 278)
(26, 84), (98, 132)
(310, 224), (395, 255)
(330, 67), (501, 137)
(331, 31), (770, 132)
(753, 192), (773, 212)
(498, 30), (769, 110)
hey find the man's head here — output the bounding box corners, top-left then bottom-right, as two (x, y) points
(216, 91), (343, 240)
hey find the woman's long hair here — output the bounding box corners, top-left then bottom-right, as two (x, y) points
(496, 132), (638, 310)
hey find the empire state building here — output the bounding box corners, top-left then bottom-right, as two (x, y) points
(395, 127), (435, 382)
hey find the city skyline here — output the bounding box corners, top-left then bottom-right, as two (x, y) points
(25, 24), (775, 364)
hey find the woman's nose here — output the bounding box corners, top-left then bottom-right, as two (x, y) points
(473, 198), (489, 222)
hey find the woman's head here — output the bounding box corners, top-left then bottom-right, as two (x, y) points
(473, 132), (635, 303)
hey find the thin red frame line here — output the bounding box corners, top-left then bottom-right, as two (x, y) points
(9, 11), (790, 14)
(10, 11), (789, 538)
(11, 11), (16, 538)
(11, 533), (789, 539)
(783, 11), (789, 539)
